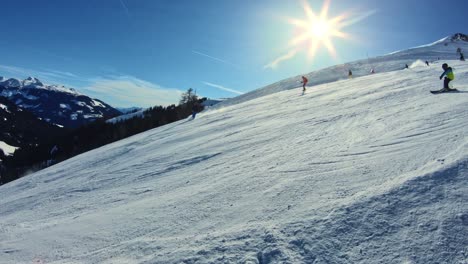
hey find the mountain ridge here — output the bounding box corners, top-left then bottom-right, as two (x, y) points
(0, 77), (121, 128)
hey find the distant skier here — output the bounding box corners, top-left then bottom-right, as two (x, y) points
(439, 63), (455, 91)
(50, 145), (58, 158)
(300, 76), (308, 92)
(47, 145), (59, 166)
(425, 60), (430, 66)
(191, 104), (198, 119)
(348, 70), (353, 79)
(405, 64), (409, 69)
(461, 53), (465, 61)
(370, 68), (375, 74)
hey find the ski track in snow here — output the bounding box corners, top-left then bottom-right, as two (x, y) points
(1, 41), (468, 263)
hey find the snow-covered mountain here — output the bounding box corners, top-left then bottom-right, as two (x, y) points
(0, 77), (121, 128)
(0, 36), (467, 263)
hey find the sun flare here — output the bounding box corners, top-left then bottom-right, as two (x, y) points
(265, 0), (375, 69)
(287, 0), (350, 59)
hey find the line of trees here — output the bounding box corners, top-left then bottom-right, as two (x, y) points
(0, 89), (205, 185)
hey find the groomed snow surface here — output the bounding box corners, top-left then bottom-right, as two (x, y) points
(1, 59), (468, 263)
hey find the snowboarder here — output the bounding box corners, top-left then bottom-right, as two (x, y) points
(439, 63), (455, 91)
(348, 70), (353, 79)
(300, 76), (308, 92)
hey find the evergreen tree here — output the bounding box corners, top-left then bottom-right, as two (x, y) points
(179, 88), (198, 105)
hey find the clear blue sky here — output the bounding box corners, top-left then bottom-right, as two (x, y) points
(0, 0), (467, 107)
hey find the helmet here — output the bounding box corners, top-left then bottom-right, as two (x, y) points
(442, 63), (448, 69)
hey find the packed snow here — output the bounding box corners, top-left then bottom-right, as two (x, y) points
(0, 141), (18, 156)
(0, 39), (467, 264)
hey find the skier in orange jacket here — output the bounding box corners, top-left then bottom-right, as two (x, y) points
(301, 76), (308, 92)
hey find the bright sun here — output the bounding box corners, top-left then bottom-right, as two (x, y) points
(266, 0), (374, 69)
(287, 0), (350, 59)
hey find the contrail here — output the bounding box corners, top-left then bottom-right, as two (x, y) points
(264, 50), (298, 70)
(119, 0), (130, 17)
(340, 9), (378, 28)
(203, 81), (244, 95)
(192, 50), (240, 69)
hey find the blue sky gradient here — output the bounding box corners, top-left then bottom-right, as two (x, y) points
(0, 0), (467, 107)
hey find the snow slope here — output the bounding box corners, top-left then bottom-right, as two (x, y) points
(0, 55), (467, 263)
(215, 34), (468, 109)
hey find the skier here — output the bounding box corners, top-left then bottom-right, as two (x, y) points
(439, 63), (455, 91)
(300, 76), (308, 92)
(370, 68), (375, 74)
(47, 145), (59, 166)
(461, 53), (465, 61)
(348, 70), (353, 79)
(191, 104), (198, 119)
(425, 61), (430, 66)
(50, 145), (58, 158)
(405, 64), (409, 69)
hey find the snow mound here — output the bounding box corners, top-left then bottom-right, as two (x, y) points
(409, 59), (428, 68)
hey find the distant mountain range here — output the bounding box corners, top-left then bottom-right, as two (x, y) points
(0, 77), (121, 128)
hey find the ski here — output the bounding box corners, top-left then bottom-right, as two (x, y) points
(430, 89), (459, 94)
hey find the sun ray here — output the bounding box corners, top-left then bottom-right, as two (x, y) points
(301, 0), (317, 21)
(323, 38), (337, 58)
(286, 18), (309, 28)
(308, 41), (320, 59)
(331, 30), (348, 39)
(320, 0), (331, 20)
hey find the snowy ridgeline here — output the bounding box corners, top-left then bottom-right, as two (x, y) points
(0, 49), (468, 262)
(106, 110), (145, 124)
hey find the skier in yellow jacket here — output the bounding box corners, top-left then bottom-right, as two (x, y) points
(439, 63), (455, 91)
